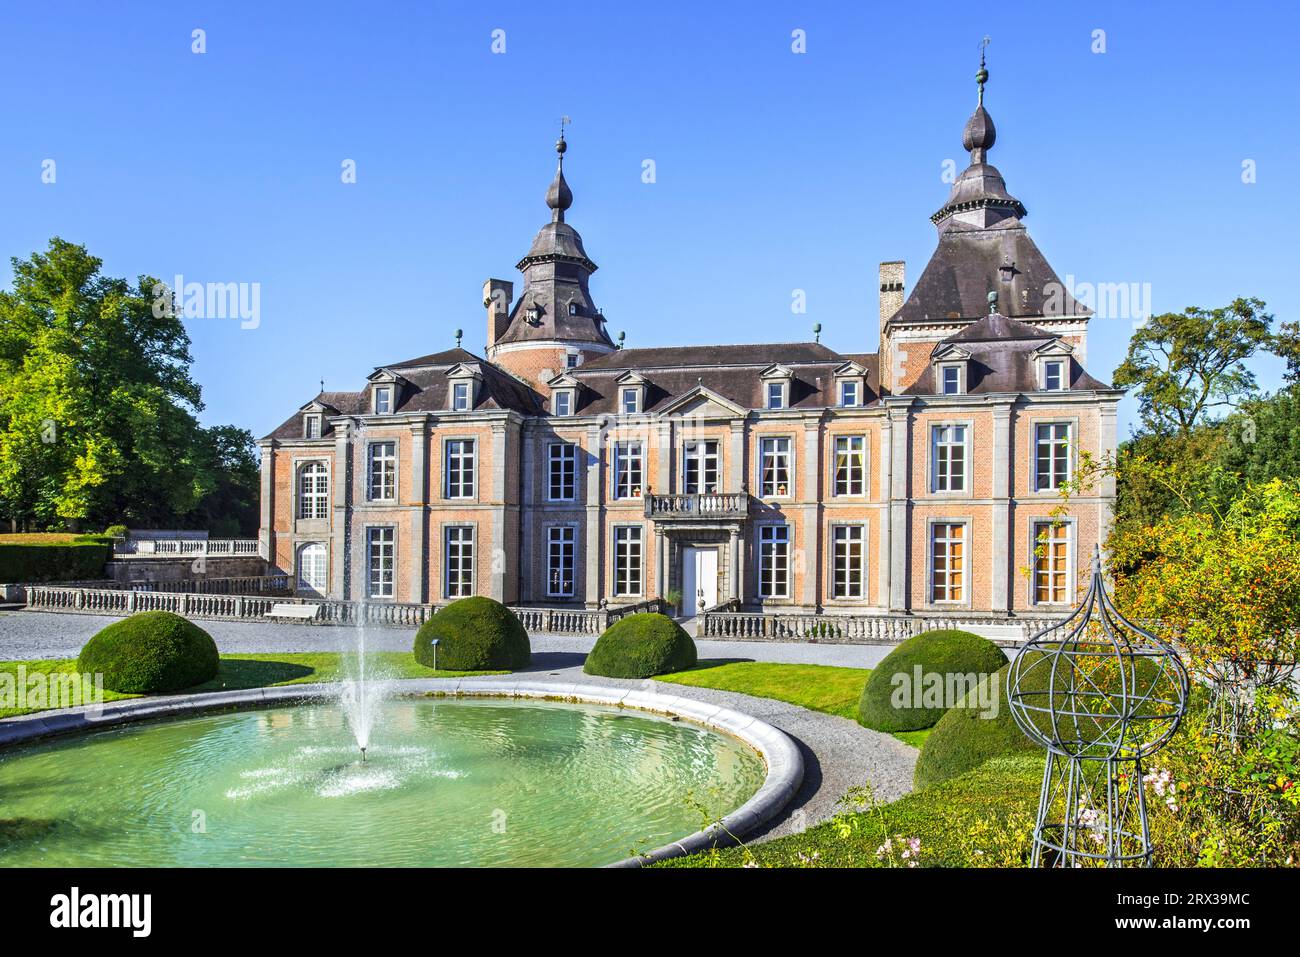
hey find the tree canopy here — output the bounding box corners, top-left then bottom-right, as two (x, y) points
(0, 238), (258, 533)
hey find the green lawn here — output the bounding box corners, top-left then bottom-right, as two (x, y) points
(655, 661), (869, 720)
(656, 754), (1045, 868)
(0, 652), (501, 719)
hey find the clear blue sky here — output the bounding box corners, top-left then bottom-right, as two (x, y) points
(2, 0), (1296, 440)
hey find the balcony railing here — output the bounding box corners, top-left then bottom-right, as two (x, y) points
(644, 492), (748, 520)
(114, 538), (263, 558)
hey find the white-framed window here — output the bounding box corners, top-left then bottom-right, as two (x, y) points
(553, 391), (573, 416)
(565, 351), (580, 368)
(367, 527), (395, 599)
(758, 436), (792, 497)
(444, 439), (476, 499)
(304, 414), (321, 439)
(620, 388), (640, 414)
(297, 461), (328, 519)
(831, 524), (865, 599)
(568, 302), (579, 316)
(548, 443), (577, 501)
(1035, 423), (1071, 491)
(1033, 521), (1070, 604)
(930, 522), (965, 603)
(613, 441), (643, 499)
(546, 526), (575, 598)
(1043, 360), (1066, 392)
(931, 424), (967, 493)
(833, 435), (865, 497)
(444, 525), (474, 598)
(758, 525), (790, 598)
(766, 382), (786, 410)
(367, 442), (396, 501)
(374, 386), (393, 414)
(683, 440), (719, 494)
(839, 380), (859, 407)
(297, 542), (327, 592)
(940, 365), (963, 395)
(613, 525), (643, 597)
(451, 381), (471, 411)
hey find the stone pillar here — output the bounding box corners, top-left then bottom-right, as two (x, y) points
(729, 527), (740, 602)
(888, 405), (910, 612)
(258, 441), (275, 564)
(656, 420), (672, 494)
(489, 423), (508, 601)
(332, 422), (352, 600)
(990, 404), (1012, 614)
(584, 424), (602, 607)
(409, 422), (428, 603)
(877, 417), (892, 607)
(729, 421), (745, 492)
(801, 417), (820, 609)
(655, 527), (666, 601)
(520, 426), (535, 604)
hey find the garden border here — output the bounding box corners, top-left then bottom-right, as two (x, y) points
(0, 678), (804, 868)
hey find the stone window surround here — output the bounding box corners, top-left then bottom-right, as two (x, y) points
(365, 439), (399, 503)
(292, 456), (331, 523)
(544, 521), (580, 599)
(681, 438), (721, 495)
(1030, 416), (1078, 494)
(611, 440), (644, 501)
(829, 432), (869, 499)
(1027, 516), (1075, 608)
(924, 515), (973, 611)
(936, 361), (967, 395)
(610, 521), (645, 598)
(442, 435), (478, 501)
(363, 522), (398, 601)
(826, 518), (870, 604)
(303, 413), (323, 438)
(754, 519), (793, 603)
(442, 521), (476, 599)
(546, 441), (579, 502)
(372, 384), (394, 414)
(755, 433), (796, 500)
(295, 541), (329, 594)
(1039, 357), (1068, 392)
(926, 418), (974, 498)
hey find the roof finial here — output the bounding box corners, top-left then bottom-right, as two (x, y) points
(454, 328), (463, 349)
(546, 117), (574, 223)
(319, 377), (324, 394)
(977, 36), (990, 106)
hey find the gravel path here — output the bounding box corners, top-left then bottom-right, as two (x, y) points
(0, 609), (916, 841)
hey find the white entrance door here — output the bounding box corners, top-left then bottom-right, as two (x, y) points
(681, 547), (718, 615)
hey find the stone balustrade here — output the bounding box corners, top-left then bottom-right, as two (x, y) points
(114, 538), (263, 558)
(644, 492), (748, 520)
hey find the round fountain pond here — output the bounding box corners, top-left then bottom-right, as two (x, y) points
(0, 695), (768, 867)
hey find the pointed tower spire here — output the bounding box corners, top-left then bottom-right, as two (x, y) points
(546, 117), (573, 223)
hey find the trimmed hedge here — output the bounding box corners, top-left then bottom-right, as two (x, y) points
(0, 539), (110, 583)
(413, 596), (530, 671)
(858, 629), (1008, 733)
(913, 662), (1038, 788)
(584, 613), (697, 679)
(77, 611), (219, 694)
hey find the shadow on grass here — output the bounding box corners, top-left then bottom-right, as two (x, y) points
(193, 658), (317, 691)
(678, 658), (754, 672)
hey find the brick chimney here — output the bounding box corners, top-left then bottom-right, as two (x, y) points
(482, 278), (513, 350)
(879, 261), (904, 325)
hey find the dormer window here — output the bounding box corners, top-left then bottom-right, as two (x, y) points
(373, 386), (393, 414)
(568, 303), (579, 316)
(565, 351), (580, 369)
(554, 391), (573, 417)
(304, 414), (321, 439)
(621, 388), (641, 415)
(839, 381), (859, 407)
(1043, 360), (1066, 392)
(766, 382), (786, 409)
(452, 382), (471, 411)
(940, 365), (963, 395)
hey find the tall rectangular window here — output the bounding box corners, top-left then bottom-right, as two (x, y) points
(1035, 423), (1071, 490)
(374, 387), (392, 414)
(444, 526), (474, 598)
(833, 435), (865, 496)
(621, 388), (639, 414)
(759, 525), (790, 598)
(367, 442), (396, 501)
(766, 383), (785, 409)
(613, 526), (642, 597)
(445, 439), (476, 499)
(1034, 522), (1069, 604)
(298, 462), (329, 519)
(930, 523), (965, 603)
(832, 524), (865, 599)
(553, 391), (572, 416)
(759, 437), (791, 497)
(546, 526), (575, 598)
(931, 424), (966, 492)
(683, 440), (719, 494)
(367, 527), (395, 599)
(1043, 360), (1065, 391)
(839, 381), (858, 407)
(548, 443), (577, 501)
(304, 415), (321, 439)
(452, 382), (471, 411)
(941, 366), (961, 395)
(613, 441), (643, 499)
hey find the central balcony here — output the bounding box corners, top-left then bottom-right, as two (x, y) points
(644, 491), (749, 520)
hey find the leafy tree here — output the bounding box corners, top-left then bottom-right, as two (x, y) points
(0, 238), (257, 532)
(1112, 298), (1273, 436)
(1271, 319), (1300, 384)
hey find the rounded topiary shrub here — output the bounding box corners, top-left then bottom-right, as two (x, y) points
(413, 596), (530, 671)
(857, 629), (1008, 733)
(77, 610), (219, 694)
(583, 613), (697, 679)
(913, 662), (1039, 789)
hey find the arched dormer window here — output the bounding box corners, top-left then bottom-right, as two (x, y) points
(298, 462), (328, 519)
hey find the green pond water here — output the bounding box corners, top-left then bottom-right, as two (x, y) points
(0, 697), (766, 867)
